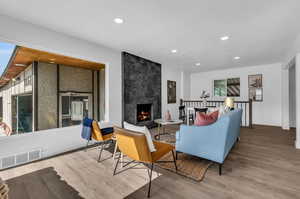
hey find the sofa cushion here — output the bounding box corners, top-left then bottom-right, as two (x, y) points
(123, 122), (156, 152)
(194, 110), (219, 126)
(218, 105), (230, 118)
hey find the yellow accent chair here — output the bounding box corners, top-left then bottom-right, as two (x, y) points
(91, 121), (114, 162)
(113, 128), (177, 198)
(0, 177), (9, 199)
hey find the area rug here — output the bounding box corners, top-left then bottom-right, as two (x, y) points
(157, 152), (212, 181)
(5, 167), (84, 199)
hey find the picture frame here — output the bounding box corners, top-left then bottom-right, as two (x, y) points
(248, 74), (262, 88)
(227, 78), (240, 97)
(167, 80), (176, 104)
(249, 87), (263, 102)
(248, 74), (263, 101)
(213, 78), (240, 97)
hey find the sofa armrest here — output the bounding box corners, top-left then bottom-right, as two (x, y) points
(176, 131), (180, 142)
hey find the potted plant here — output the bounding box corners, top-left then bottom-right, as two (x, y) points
(200, 90), (210, 105)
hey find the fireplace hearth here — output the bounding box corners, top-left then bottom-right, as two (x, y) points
(137, 104), (152, 122)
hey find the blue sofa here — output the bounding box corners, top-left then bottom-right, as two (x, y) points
(175, 109), (243, 175)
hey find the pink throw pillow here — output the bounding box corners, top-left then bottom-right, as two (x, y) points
(194, 111), (219, 126)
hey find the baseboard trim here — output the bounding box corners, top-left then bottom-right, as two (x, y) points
(282, 126), (290, 130)
(295, 141), (300, 149)
(251, 124), (282, 128)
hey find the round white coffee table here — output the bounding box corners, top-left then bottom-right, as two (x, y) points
(154, 119), (183, 140)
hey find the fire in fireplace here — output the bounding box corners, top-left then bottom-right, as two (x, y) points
(137, 104), (152, 122)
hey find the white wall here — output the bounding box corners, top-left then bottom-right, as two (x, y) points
(295, 54), (300, 149)
(161, 64), (182, 120)
(0, 125), (86, 159)
(190, 63), (282, 126)
(181, 71), (191, 100)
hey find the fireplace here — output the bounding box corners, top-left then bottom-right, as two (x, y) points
(123, 52), (161, 128)
(137, 104), (152, 123)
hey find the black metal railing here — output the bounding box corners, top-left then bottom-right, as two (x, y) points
(180, 99), (252, 128)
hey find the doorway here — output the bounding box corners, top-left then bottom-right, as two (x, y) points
(11, 94), (33, 134)
(289, 64), (296, 128)
(59, 93), (92, 127)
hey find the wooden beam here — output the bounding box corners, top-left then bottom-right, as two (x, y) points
(33, 61), (38, 131)
(97, 70), (100, 121)
(57, 64), (60, 128)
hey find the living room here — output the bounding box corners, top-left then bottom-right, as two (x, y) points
(0, 1), (300, 199)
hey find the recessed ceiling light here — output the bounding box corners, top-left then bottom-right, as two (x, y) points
(49, 61), (55, 64)
(114, 18), (124, 24)
(171, 49), (177, 53)
(195, 63), (201, 66)
(234, 56), (240, 60)
(15, 63), (26, 67)
(220, 36), (229, 41)
(50, 58), (55, 61)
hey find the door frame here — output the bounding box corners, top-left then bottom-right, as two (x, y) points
(58, 92), (92, 127)
(11, 93), (33, 134)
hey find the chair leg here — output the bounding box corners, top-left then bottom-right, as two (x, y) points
(175, 151), (178, 160)
(147, 163), (154, 198)
(113, 153), (121, 176)
(219, 163), (222, 176)
(98, 142), (104, 162)
(85, 140), (90, 151)
(113, 140), (118, 160)
(171, 150), (178, 171)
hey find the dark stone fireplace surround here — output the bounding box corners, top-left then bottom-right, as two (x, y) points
(122, 52), (161, 127)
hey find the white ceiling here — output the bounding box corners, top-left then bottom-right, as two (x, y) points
(0, 0), (299, 72)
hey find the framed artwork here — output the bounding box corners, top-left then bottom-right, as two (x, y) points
(249, 74), (262, 88)
(227, 78), (240, 97)
(248, 74), (263, 101)
(213, 78), (240, 97)
(213, 79), (226, 97)
(167, 80), (176, 104)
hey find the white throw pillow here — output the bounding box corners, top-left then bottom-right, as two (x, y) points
(218, 105), (230, 118)
(98, 121), (113, 129)
(123, 122), (156, 152)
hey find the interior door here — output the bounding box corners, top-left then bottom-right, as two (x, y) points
(17, 95), (33, 133)
(60, 93), (92, 127)
(11, 95), (33, 134)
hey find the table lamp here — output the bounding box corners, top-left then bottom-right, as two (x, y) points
(224, 97), (234, 110)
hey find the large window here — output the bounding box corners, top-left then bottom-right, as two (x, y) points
(214, 80), (227, 96)
(214, 78), (240, 97)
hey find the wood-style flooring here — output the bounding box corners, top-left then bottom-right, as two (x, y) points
(1, 125), (300, 199)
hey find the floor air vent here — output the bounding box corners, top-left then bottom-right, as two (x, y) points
(0, 149), (42, 170)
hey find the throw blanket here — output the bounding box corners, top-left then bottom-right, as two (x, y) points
(101, 127), (114, 135)
(81, 117), (93, 140)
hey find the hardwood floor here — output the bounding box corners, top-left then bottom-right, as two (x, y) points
(1, 125), (300, 199)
